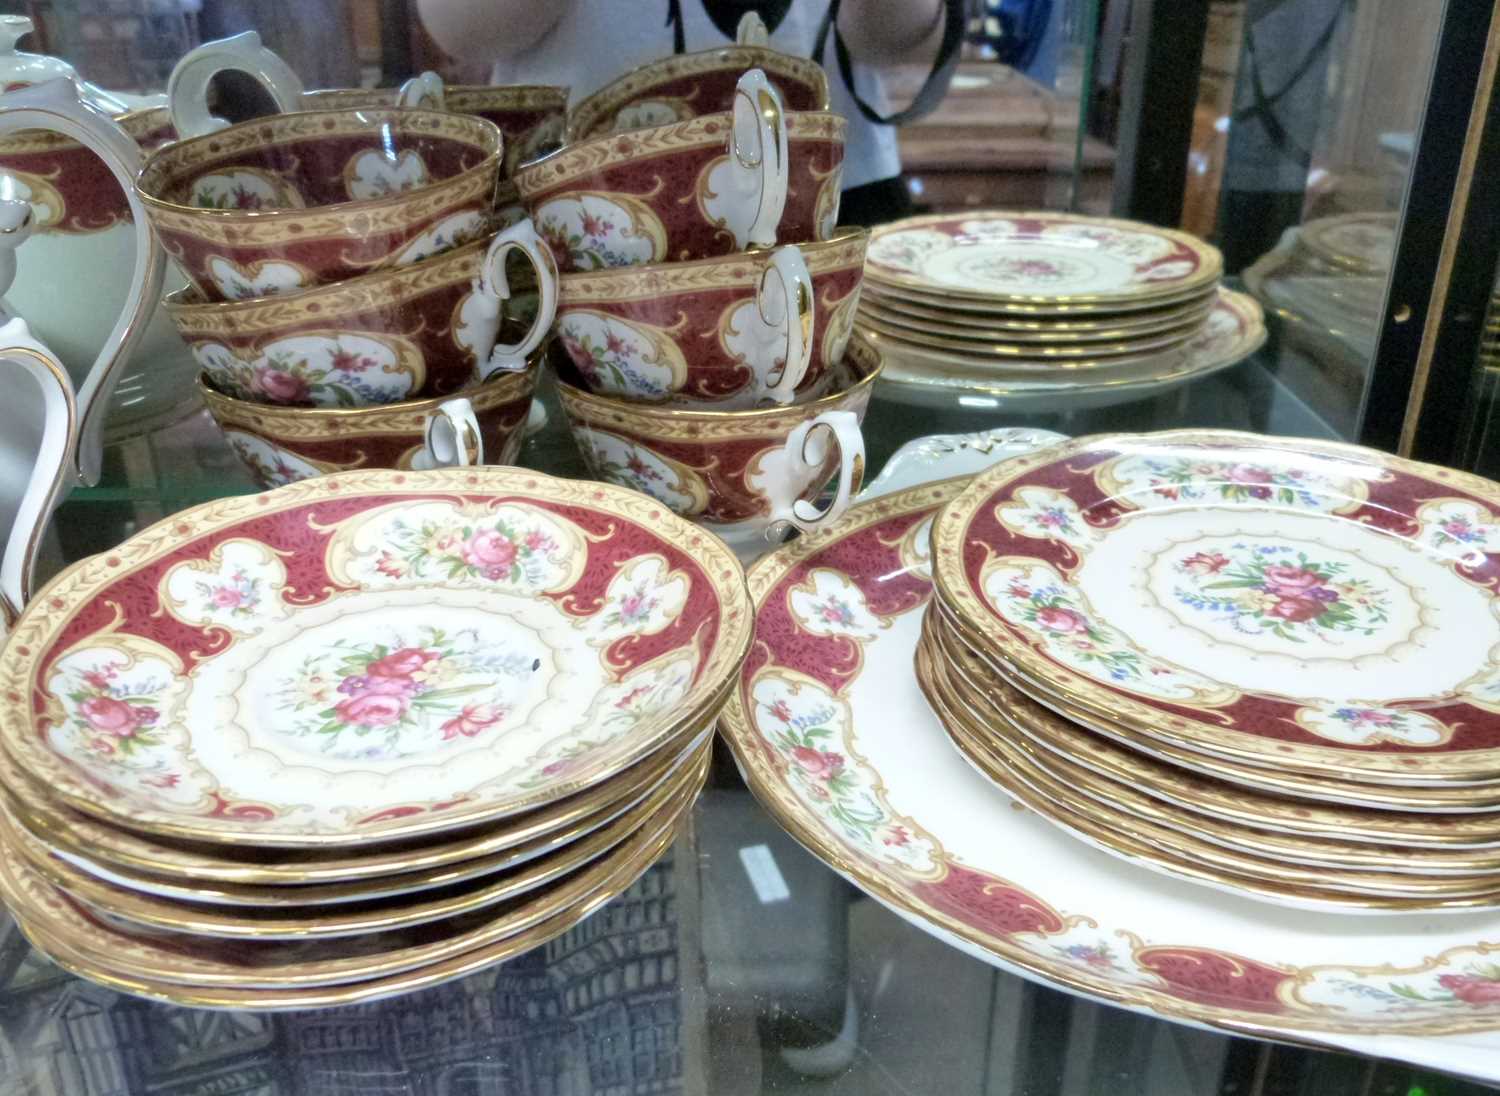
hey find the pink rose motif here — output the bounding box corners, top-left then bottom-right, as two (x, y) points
(1180, 551), (1230, 576)
(524, 530), (554, 552)
(791, 745), (845, 781)
(461, 530), (518, 578)
(768, 699), (793, 723)
(82, 668), (114, 690)
(1226, 463), (1273, 498)
(367, 647), (439, 678)
(1035, 606), (1089, 635)
(1263, 564), (1326, 593)
(211, 586), (243, 609)
(255, 368), (310, 404)
(80, 696), (143, 736)
(883, 826), (911, 847)
(604, 332), (628, 356)
(541, 756), (575, 777)
(1268, 596), (1325, 623)
(1439, 974), (1500, 1004)
(374, 552), (406, 578)
(334, 691), (408, 727)
(441, 704), (503, 740)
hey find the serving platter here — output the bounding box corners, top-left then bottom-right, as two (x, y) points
(715, 478), (1500, 1072)
(865, 212), (1222, 307)
(932, 429), (1500, 786)
(0, 467), (751, 845)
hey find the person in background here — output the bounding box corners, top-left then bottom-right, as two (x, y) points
(415, 0), (953, 226)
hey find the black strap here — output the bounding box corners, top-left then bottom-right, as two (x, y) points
(814, 0), (965, 126)
(668, 0), (686, 53)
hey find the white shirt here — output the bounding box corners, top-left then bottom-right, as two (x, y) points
(489, 0), (902, 189)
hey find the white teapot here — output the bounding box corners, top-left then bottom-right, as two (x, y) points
(0, 81), (166, 635)
(0, 20), (196, 441)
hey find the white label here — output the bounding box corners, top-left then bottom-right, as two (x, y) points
(738, 844), (791, 904)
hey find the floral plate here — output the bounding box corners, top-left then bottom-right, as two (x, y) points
(931, 430), (1500, 786)
(716, 480), (1500, 1072)
(0, 468), (751, 845)
(0, 794), (685, 1003)
(864, 212), (1223, 307)
(868, 290), (1264, 413)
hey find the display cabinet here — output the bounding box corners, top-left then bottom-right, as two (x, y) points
(2, 0), (1499, 1092)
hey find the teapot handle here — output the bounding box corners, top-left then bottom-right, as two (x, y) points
(0, 79), (165, 485)
(0, 316), (77, 631)
(168, 31), (305, 139)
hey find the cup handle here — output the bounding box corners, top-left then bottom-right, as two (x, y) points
(167, 31), (305, 139)
(422, 398), (483, 469)
(0, 79), (165, 486)
(731, 69), (788, 248)
(756, 245), (814, 404)
(396, 71), (446, 111)
(0, 316), (78, 630)
(771, 410), (865, 539)
(479, 218), (559, 380)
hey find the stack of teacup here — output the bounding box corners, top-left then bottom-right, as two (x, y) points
(129, 34), (567, 488)
(515, 48), (878, 556)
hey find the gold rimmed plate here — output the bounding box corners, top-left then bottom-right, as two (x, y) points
(0, 467), (752, 846)
(858, 287), (1215, 341)
(2, 806), (685, 1003)
(856, 308), (1200, 361)
(865, 211), (1223, 308)
(7, 751), (702, 939)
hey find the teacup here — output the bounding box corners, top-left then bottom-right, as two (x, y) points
(568, 43), (829, 139)
(137, 107), (503, 302)
(200, 353), (541, 489)
(162, 219), (558, 407)
(556, 331), (880, 555)
(519, 84), (847, 272)
(556, 229), (866, 408)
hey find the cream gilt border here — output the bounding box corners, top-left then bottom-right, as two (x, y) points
(0, 467), (752, 845)
(0, 106), (170, 155)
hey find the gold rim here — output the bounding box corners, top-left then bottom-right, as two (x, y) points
(0, 719), (707, 885)
(11, 739), (705, 919)
(0, 105), (172, 154)
(926, 612), (1500, 845)
(866, 211), (1224, 307)
(138, 108), (500, 216)
(858, 290), (1215, 341)
(1, 796), (690, 997)
(0, 467), (752, 846)
(916, 644), (1500, 910)
(923, 616), (1500, 874)
(556, 328), (880, 431)
(864, 276), (1218, 317)
(567, 45), (831, 139)
(557, 229), (867, 304)
(854, 305), (1202, 360)
(306, 85), (569, 115)
(930, 427), (1500, 784)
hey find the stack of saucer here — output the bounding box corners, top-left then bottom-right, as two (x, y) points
(0, 467), (751, 1007)
(916, 429), (1500, 913)
(855, 212), (1266, 410)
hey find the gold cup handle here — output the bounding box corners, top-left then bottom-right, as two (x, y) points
(167, 31), (305, 139)
(0, 79), (164, 486)
(731, 68), (789, 248)
(421, 397), (484, 469)
(479, 218), (559, 379)
(755, 244), (815, 404)
(776, 410), (866, 537)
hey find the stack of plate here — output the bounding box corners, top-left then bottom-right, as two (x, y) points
(0, 467), (751, 1008)
(916, 429), (1500, 913)
(855, 212), (1265, 410)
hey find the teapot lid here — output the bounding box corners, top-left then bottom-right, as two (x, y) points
(0, 16), (130, 115)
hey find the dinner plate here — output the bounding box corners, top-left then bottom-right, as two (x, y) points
(921, 622), (1500, 878)
(1297, 212), (1396, 274)
(41, 733), (709, 906)
(865, 212), (1223, 307)
(926, 615), (1500, 848)
(855, 305), (1201, 359)
(932, 429), (1500, 786)
(0, 717), (707, 886)
(0, 467), (752, 845)
(859, 283), (1215, 338)
(714, 479), (1500, 1061)
(1, 807), (684, 1002)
